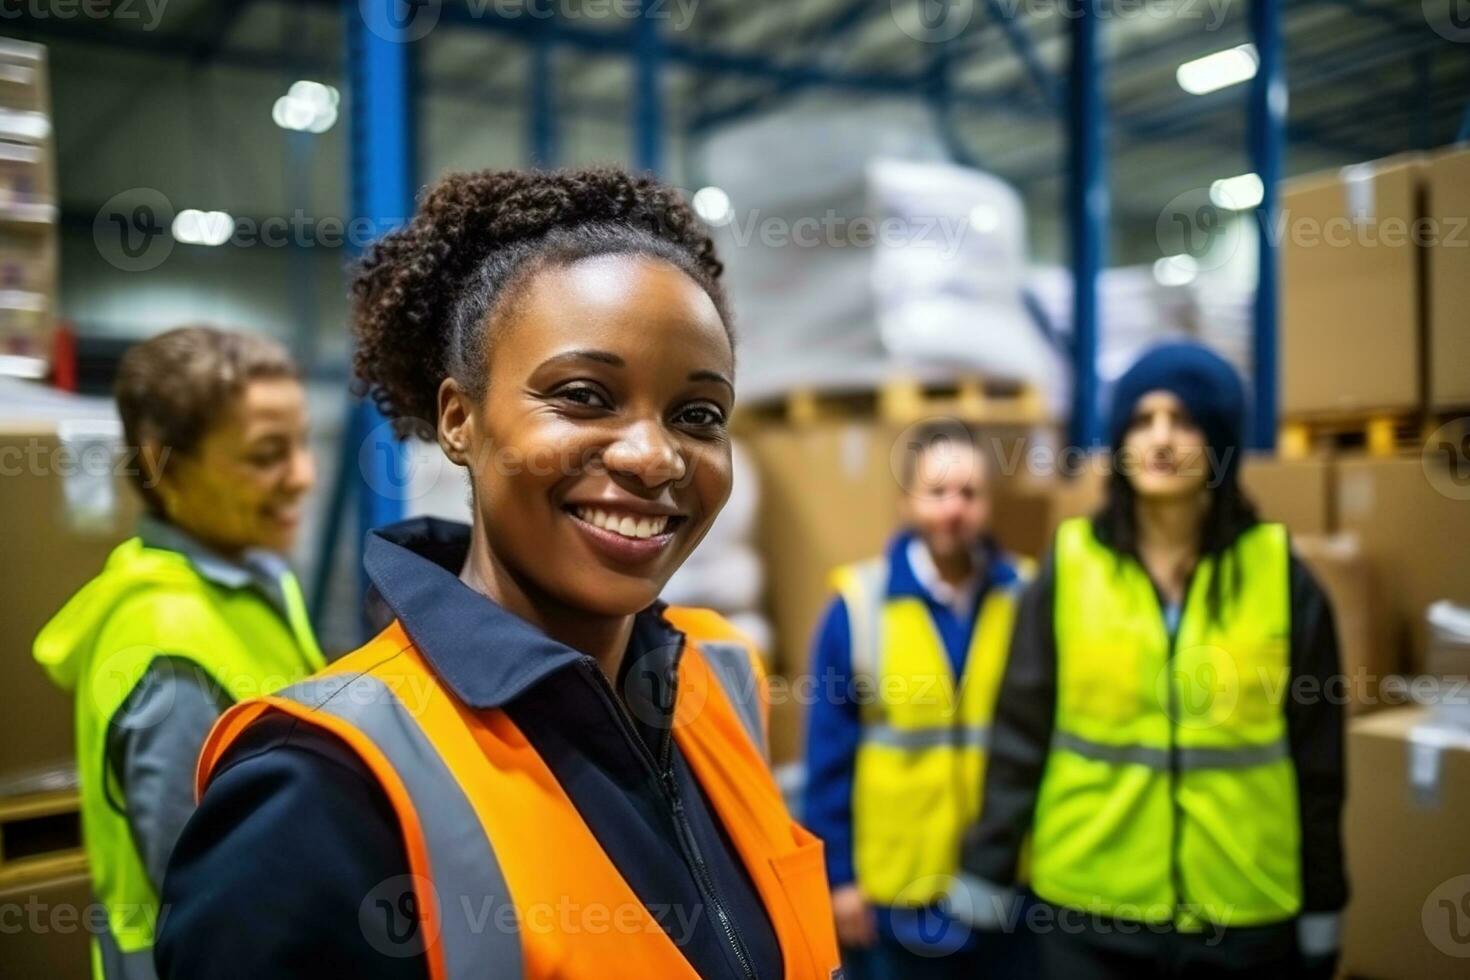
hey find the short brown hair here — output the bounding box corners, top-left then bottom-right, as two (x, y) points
(115, 326), (298, 513)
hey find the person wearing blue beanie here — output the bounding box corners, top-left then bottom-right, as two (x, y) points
(962, 340), (1349, 979)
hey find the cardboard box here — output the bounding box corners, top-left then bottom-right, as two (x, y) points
(1425, 147), (1470, 409)
(1281, 155), (1424, 416)
(1239, 454), (1335, 536)
(1342, 708), (1470, 978)
(0, 867), (93, 979)
(0, 424), (138, 788)
(1292, 533), (1396, 714)
(1336, 455), (1470, 672)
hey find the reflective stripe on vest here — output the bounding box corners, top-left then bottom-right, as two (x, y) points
(699, 640), (767, 757)
(198, 609), (839, 980)
(830, 555), (1026, 906)
(1032, 518), (1299, 930)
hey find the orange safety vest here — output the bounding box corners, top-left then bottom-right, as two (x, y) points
(197, 607), (841, 980)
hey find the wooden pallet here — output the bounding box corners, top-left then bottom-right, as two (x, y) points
(1278, 411), (1426, 459)
(736, 376), (1048, 429)
(0, 789), (83, 886)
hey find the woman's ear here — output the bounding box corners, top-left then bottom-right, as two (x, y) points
(437, 377), (476, 468)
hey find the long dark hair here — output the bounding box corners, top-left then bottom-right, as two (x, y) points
(1091, 465), (1260, 624)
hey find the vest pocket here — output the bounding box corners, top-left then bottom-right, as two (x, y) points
(768, 833), (841, 978)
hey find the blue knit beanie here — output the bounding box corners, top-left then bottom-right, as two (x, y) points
(1107, 342), (1247, 475)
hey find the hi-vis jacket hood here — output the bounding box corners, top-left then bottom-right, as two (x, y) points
(34, 538), (202, 692)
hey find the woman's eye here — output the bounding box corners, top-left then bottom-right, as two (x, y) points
(556, 385), (610, 409)
(676, 403), (727, 428)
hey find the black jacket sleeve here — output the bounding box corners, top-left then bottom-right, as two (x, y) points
(154, 714), (430, 980)
(963, 552), (1057, 886)
(1285, 555), (1350, 914)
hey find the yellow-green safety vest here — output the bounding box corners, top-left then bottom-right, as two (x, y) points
(34, 537), (325, 978)
(830, 553), (1030, 906)
(1032, 517), (1299, 931)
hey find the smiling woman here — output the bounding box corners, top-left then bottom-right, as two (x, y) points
(155, 168), (841, 980)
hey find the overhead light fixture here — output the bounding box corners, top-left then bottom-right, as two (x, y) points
(1210, 172), (1264, 210)
(273, 80), (339, 134)
(969, 203), (1000, 233)
(691, 186), (733, 226)
(1177, 44), (1258, 96)
(171, 209), (235, 246)
(1153, 254), (1198, 287)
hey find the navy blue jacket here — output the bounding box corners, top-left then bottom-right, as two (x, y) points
(156, 518), (783, 980)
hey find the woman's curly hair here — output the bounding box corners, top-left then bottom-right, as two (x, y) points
(349, 167), (729, 439)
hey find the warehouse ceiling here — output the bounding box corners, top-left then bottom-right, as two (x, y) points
(7, 0), (1469, 266)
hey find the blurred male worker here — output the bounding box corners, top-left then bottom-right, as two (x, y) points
(803, 420), (1034, 980)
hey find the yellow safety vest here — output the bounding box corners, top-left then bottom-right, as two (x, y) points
(830, 553), (1029, 906)
(34, 538), (324, 978)
(1033, 517), (1299, 931)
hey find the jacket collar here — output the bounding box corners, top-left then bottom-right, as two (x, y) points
(883, 529), (1021, 604)
(137, 513), (291, 618)
(363, 517), (683, 711)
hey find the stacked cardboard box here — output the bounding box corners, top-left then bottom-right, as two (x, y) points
(1281, 145), (1470, 417)
(1425, 147), (1470, 411)
(1280, 154), (1423, 417)
(1342, 708), (1470, 978)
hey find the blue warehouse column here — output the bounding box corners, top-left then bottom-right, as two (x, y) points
(348, 0), (415, 598)
(1249, 0), (1285, 450)
(633, 0), (663, 173)
(1067, 0), (1107, 451)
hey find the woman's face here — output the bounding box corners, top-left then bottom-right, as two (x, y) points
(443, 254), (735, 617)
(1119, 389), (1210, 500)
(158, 377), (315, 557)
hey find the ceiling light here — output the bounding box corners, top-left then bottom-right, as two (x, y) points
(1177, 44), (1258, 96)
(1210, 173), (1264, 210)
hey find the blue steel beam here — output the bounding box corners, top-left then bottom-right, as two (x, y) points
(344, 0), (412, 612)
(1068, 0), (1106, 451)
(979, 0), (1063, 111)
(1250, 0), (1286, 451)
(634, 0), (663, 173)
(529, 32), (558, 166)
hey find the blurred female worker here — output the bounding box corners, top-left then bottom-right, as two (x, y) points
(155, 168), (841, 980)
(965, 342), (1347, 979)
(34, 326), (324, 980)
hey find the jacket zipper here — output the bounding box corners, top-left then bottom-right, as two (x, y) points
(577, 660), (760, 980)
(1151, 563), (1198, 927)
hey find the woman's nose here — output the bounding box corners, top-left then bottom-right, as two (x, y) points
(601, 420), (686, 487)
